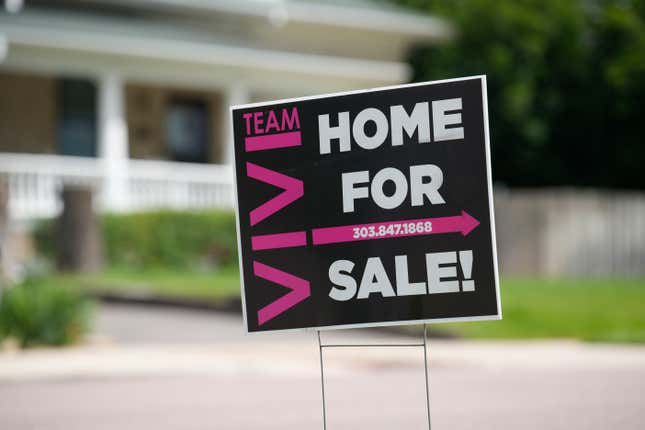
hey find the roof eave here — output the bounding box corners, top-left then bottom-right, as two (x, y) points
(84, 0), (453, 41)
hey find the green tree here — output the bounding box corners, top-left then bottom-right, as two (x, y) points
(399, 0), (645, 188)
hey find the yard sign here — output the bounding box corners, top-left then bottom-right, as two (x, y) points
(231, 75), (501, 333)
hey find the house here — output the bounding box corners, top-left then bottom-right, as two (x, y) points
(0, 0), (451, 220)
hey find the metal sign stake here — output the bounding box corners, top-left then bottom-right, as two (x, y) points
(317, 330), (328, 430)
(316, 324), (432, 430)
(423, 324), (432, 430)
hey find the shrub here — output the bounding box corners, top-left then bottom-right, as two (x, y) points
(33, 209), (238, 270)
(101, 210), (238, 269)
(0, 278), (93, 348)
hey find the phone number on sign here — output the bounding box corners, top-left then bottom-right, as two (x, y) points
(352, 221), (433, 239)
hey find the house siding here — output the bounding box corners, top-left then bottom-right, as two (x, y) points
(0, 72), (57, 154)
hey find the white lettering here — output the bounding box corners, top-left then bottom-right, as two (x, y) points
(390, 102), (431, 146)
(426, 251), (460, 293)
(410, 164), (445, 206)
(432, 98), (464, 141)
(357, 257), (395, 299)
(371, 167), (408, 210)
(342, 171), (370, 213)
(319, 112), (351, 154)
(395, 255), (426, 295)
(353, 108), (389, 150)
(328, 260), (357, 301)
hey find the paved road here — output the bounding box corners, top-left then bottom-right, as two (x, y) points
(1, 303), (644, 430)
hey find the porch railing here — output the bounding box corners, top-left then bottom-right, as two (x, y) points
(0, 153), (234, 220)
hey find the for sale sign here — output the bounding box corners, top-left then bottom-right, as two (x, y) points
(231, 76), (501, 333)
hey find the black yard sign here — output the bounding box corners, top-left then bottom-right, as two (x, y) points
(231, 76), (501, 333)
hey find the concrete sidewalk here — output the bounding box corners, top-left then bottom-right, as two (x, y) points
(1, 337), (644, 382)
(2, 302), (643, 381)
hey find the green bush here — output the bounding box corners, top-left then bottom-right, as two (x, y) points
(0, 279), (93, 348)
(34, 209), (238, 270)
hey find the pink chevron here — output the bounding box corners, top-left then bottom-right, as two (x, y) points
(246, 162), (304, 226)
(254, 261), (311, 325)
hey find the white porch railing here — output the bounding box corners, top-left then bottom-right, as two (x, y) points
(0, 153), (234, 220)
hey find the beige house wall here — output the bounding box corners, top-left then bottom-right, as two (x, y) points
(0, 72), (227, 164)
(125, 83), (226, 164)
(0, 71), (57, 154)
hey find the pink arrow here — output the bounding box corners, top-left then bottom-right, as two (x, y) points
(432, 211), (480, 236)
(311, 211), (480, 245)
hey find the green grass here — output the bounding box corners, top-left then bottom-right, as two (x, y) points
(48, 266), (241, 301)
(47, 271), (645, 343)
(439, 278), (645, 343)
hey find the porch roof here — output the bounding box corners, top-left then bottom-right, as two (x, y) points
(0, 6), (434, 93)
(0, 10), (406, 81)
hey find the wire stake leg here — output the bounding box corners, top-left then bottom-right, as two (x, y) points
(317, 330), (328, 430)
(316, 326), (432, 430)
(423, 324), (432, 430)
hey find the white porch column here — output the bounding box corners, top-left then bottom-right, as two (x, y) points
(222, 83), (249, 166)
(98, 73), (129, 211)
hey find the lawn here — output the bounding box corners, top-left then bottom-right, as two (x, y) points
(439, 278), (645, 343)
(48, 266), (241, 301)
(48, 270), (645, 343)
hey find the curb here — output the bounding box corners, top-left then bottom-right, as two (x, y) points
(90, 290), (243, 314)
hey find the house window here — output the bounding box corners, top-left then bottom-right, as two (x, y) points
(165, 98), (209, 163)
(57, 79), (97, 157)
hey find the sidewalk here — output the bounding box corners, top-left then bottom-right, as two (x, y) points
(1, 302), (644, 382)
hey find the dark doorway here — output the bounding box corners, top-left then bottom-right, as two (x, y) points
(57, 79), (97, 157)
(165, 98), (210, 163)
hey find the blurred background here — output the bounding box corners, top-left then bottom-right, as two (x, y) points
(0, 1), (644, 429)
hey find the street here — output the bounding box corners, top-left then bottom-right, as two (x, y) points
(1, 303), (644, 429)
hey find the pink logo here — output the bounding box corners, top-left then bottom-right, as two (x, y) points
(243, 115), (310, 326)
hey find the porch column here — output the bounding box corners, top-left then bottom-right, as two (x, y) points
(98, 73), (129, 211)
(222, 83), (249, 166)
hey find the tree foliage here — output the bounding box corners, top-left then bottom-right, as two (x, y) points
(399, 0), (645, 188)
